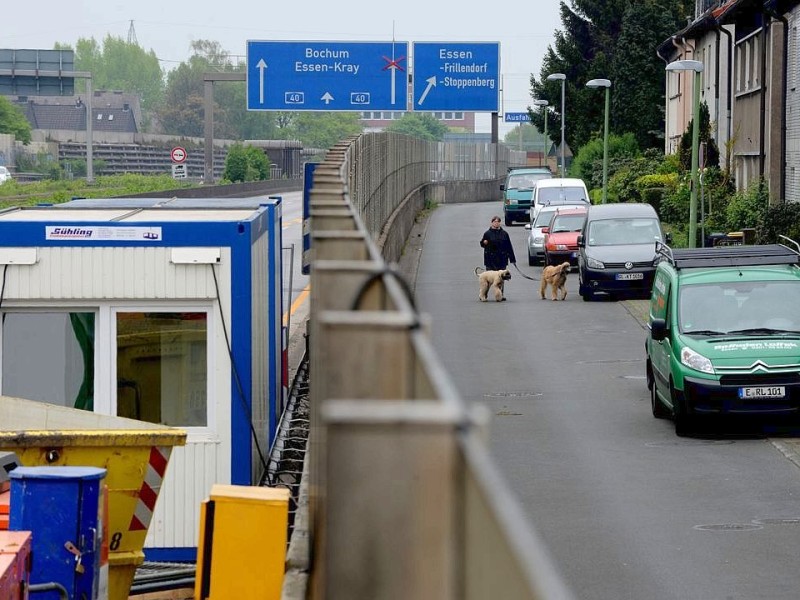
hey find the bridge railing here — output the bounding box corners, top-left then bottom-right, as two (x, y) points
(305, 133), (572, 599)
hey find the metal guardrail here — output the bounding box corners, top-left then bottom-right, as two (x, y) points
(306, 133), (573, 599)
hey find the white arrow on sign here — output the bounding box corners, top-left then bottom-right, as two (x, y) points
(417, 76), (437, 106)
(321, 92), (334, 105)
(257, 59), (268, 104)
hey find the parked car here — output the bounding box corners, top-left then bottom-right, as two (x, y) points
(543, 206), (588, 266)
(0, 166), (11, 184)
(530, 178), (590, 222)
(577, 202), (666, 300)
(525, 202), (584, 266)
(646, 238), (800, 436)
(500, 167), (552, 225)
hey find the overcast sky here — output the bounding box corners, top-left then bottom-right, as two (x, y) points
(1, 1), (563, 135)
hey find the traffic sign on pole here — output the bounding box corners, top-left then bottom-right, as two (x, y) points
(246, 41), (409, 111)
(412, 42), (499, 112)
(170, 147), (187, 163)
(504, 112), (531, 122)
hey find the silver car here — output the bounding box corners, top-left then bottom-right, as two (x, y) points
(0, 166), (10, 185)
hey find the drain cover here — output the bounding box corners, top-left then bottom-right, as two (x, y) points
(694, 523), (763, 532)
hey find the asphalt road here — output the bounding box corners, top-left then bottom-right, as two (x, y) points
(413, 202), (800, 600)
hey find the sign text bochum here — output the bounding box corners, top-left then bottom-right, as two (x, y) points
(247, 41), (409, 111)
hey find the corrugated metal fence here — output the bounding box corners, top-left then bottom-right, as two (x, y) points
(304, 132), (572, 599)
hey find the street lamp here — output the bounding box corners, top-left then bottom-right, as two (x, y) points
(533, 99), (549, 169)
(586, 78), (611, 204)
(546, 73), (567, 177)
(666, 60), (704, 248)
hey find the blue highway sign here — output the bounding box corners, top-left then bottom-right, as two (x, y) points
(247, 41), (409, 111)
(505, 112), (531, 122)
(412, 42), (499, 112)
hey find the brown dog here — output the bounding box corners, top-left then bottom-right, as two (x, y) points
(476, 267), (511, 302)
(539, 261), (571, 301)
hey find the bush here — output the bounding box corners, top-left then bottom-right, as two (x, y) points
(726, 179), (769, 231)
(758, 202), (800, 243)
(222, 144), (271, 183)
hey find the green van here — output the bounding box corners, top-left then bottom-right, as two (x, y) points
(500, 167), (552, 225)
(645, 238), (800, 436)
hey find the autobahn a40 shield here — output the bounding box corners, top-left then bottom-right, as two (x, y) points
(247, 41), (409, 111)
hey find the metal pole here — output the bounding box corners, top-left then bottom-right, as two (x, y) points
(86, 76), (93, 183)
(689, 70), (701, 248)
(602, 86), (609, 204)
(560, 79), (566, 177)
(543, 111), (548, 170)
(204, 78), (214, 184)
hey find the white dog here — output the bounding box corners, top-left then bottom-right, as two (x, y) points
(475, 267), (511, 302)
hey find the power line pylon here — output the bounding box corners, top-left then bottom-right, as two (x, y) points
(127, 20), (138, 46)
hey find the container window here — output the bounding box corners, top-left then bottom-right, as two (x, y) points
(1, 312), (95, 410)
(115, 311), (207, 426)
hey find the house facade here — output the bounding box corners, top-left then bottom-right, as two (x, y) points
(662, 0), (800, 203)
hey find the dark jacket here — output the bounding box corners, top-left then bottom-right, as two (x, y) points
(480, 227), (516, 270)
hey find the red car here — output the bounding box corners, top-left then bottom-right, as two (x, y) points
(543, 206), (588, 266)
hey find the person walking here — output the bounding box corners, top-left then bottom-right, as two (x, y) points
(480, 215), (517, 270)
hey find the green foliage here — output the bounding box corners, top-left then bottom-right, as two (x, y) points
(293, 113), (363, 149)
(758, 202), (800, 243)
(529, 0), (694, 152)
(70, 36), (165, 119)
(726, 179), (769, 231)
(634, 172), (678, 213)
(678, 102), (720, 171)
(0, 174), (196, 207)
(0, 96), (32, 144)
(386, 113), (449, 141)
(605, 148), (665, 203)
(222, 144), (271, 183)
(570, 132), (640, 189)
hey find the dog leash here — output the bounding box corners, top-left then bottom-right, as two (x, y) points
(511, 262), (540, 281)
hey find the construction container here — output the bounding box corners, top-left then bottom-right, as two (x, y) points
(0, 530), (31, 599)
(0, 199), (284, 561)
(10, 466), (106, 600)
(0, 395), (186, 599)
(195, 484), (290, 600)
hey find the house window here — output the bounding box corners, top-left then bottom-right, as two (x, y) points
(1, 311), (95, 410)
(454, 112), (464, 120)
(115, 311), (208, 427)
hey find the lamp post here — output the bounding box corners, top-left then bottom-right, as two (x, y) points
(666, 60), (704, 248)
(533, 99), (549, 169)
(546, 73), (567, 177)
(586, 78), (611, 203)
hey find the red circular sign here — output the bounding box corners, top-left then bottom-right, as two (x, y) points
(170, 147), (187, 163)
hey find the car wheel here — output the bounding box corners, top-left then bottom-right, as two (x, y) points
(528, 252), (535, 266)
(505, 215), (512, 226)
(648, 363), (669, 419)
(579, 278), (592, 301)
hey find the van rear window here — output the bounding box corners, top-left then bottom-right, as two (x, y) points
(538, 187), (587, 203)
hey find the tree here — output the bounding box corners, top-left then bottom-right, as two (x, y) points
(678, 101), (720, 171)
(292, 113), (362, 149)
(0, 97), (32, 144)
(528, 0), (693, 152)
(385, 113), (449, 141)
(570, 132), (640, 189)
(222, 143), (271, 182)
(67, 36), (165, 120)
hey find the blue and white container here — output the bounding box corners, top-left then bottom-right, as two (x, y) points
(0, 199), (283, 561)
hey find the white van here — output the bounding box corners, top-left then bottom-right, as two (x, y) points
(530, 178), (590, 222)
